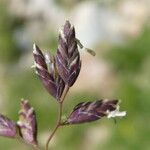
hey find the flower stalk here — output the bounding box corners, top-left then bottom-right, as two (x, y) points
(0, 20), (126, 150)
(45, 85), (69, 150)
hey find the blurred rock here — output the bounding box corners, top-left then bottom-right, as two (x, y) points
(8, 0), (149, 51)
(71, 53), (117, 97)
(72, 0), (149, 47)
(81, 125), (111, 150)
(118, 0), (150, 37)
(9, 0), (66, 49)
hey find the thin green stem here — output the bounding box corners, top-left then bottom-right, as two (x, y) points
(60, 85), (69, 103)
(45, 85), (69, 150)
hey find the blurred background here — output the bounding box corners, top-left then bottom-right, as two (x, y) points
(0, 0), (150, 150)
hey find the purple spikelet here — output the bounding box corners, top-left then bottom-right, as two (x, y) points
(33, 44), (65, 100)
(17, 100), (37, 145)
(66, 99), (126, 124)
(56, 20), (81, 87)
(0, 114), (17, 138)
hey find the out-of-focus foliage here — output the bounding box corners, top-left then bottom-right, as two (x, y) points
(0, 2), (21, 63)
(106, 27), (150, 73)
(103, 27), (150, 150)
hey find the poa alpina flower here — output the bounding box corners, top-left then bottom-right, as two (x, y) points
(56, 20), (81, 87)
(33, 44), (65, 100)
(17, 100), (38, 145)
(66, 99), (126, 124)
(0, 20), (126, 150)
(0, 114), (17, 138)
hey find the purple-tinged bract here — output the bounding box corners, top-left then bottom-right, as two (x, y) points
(0, 114), (17, 138)
(56, 20), (81, 87)
(33, 44), (65, 100)
(66, 99), (119, 124)
(17, 100), (37, 145)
